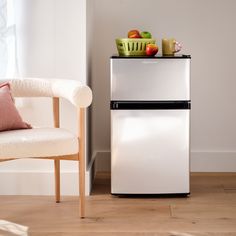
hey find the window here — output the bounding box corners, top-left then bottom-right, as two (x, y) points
(0, 0), (18, 77)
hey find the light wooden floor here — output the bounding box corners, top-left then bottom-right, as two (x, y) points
(0, 173), (236, 236)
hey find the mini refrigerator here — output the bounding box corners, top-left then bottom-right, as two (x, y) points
(110, 55), (191, 195)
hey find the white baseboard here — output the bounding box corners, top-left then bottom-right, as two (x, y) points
(94, 150), (236, 172)
(0, 169), (93, 196)
(94, 151), (111, 172)
(1, 150), (235, 195)
(190, 151), (236, 172)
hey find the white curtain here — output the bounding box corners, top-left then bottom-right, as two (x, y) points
(0, 0), (18, 77)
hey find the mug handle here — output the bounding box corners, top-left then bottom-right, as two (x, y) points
(174, 41), (182, 53)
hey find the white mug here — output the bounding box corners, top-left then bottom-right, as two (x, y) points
(162, 38), (182, 56)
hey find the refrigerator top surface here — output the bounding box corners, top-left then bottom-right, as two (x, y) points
(111, 54), (191, 59)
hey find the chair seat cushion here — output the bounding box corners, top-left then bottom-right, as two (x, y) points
(0, 128), (78, 159)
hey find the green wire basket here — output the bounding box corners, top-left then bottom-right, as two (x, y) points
(116, 38), (156, 56)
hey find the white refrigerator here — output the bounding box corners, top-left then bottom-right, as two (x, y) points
(110, 55), (191, 195)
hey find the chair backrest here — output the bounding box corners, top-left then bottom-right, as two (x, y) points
(0, 78), (92, 108)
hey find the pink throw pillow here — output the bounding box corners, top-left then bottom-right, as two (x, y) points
(0, 82), (31, 132)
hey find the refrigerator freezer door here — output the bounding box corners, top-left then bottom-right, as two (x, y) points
(111, 109), (190, 194)
(111, 58), (190, 101)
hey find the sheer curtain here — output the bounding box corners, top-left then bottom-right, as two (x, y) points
(0, 0), (18, 77)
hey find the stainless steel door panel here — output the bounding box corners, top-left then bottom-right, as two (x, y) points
(111, 109), (190, 194)
(111, 59), (190, 101)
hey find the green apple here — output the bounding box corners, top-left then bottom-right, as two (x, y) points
(141, 31), (152, 39)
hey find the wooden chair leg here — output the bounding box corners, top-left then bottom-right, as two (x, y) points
(79, 108), (85, 218)
(53, 98), (60, 203)
(54, 159), (60, 203)
(79, 158), (85, 218)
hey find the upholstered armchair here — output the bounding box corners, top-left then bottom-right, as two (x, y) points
(0, 78), (92, 218)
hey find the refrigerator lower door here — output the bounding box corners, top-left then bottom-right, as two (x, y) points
(111, 109), (190, 194)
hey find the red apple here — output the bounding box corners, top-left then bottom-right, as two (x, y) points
(128, 29), (141, 38)
(146, 44), (158, 56)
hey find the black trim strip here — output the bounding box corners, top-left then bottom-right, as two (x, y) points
(111, 193), (190, 197)
(110, 101), (191, 110)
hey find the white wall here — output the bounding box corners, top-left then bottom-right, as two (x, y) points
(0, 0), (93, 195)
(92, 0), (236, 172)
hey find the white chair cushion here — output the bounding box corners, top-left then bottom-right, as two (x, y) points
(0, 128), (78, 159)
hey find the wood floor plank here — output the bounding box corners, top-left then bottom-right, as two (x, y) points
(171, 203), (236, 219)
(220, 175), (236, 190)
(0, 173), (236, 235)
(29, 233), (236, 236)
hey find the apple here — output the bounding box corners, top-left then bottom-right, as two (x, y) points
(146, 44), (158, 56)
(141, 31), (152, 39)
(128, 29), (141, 38)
